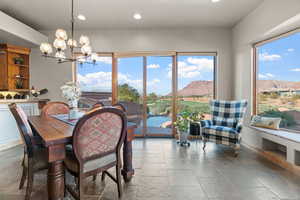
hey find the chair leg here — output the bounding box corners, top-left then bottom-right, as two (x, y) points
(93, 175), (97, 181)
(202, 140), (206, 151)
(116, 163), (122, 198)
(101, 172), (106, 182)
(25, 168), (33, 200)
(78, 176), (84, 200)
(234, 146), (240, 157)
(19, 166), (27, 190)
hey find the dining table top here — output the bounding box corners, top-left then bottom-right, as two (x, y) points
(28, 115), (137, 147)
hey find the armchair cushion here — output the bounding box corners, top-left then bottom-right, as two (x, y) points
(202, 126), (240, 145)
(212, 116), (238, 129)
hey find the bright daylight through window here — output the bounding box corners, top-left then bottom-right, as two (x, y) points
(255, 31), (300, 131)
(77, 53), (215, 136)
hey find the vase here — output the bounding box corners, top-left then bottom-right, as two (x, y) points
(178, 130), (188, 143)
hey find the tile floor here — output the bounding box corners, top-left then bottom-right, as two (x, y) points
(0, 139), (300, 200)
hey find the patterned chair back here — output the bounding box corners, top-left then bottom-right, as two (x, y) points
(92, 102), (105, 109)
(9, 103), (35, 157)
(210, 100), (248, 128)
(72, 107), (127, 163)
(41, 102), (70, 117)
(112, 103), (127, 112)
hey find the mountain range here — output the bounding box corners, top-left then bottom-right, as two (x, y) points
(175, 80), (300, 97)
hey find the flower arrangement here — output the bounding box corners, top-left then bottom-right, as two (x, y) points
(60, 81), (81, 108)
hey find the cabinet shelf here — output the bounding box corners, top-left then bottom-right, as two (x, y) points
(0, 44), (30, 91)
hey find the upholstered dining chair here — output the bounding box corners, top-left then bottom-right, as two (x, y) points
(9, 103), (48, 200)
(64, 107), (127, 199)
(41, 101), (69, 117)
(200, 100), (248, 156)
(92, 102), (105, 109)
(112, 103), (127, 112)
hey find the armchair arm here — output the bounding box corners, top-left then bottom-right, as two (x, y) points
(200, 120), (213, 127)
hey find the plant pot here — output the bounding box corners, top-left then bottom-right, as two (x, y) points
(178, 130), (189, 143)
(189, 122), (200, 136)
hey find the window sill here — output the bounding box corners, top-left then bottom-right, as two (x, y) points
(249, 126), (300, 144)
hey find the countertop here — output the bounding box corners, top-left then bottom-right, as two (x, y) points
(0, 99), (49, 104)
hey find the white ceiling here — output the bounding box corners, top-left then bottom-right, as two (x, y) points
(0, 0), (263, 30)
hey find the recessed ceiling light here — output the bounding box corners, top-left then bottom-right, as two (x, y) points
(211, 0), (221, 2)
(77, 14), (86, 21)
(133, 13), (142, 20)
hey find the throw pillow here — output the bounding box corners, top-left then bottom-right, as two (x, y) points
(250, 115), (281, 130)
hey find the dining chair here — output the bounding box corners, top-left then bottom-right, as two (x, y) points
(92, 102), (105, 109)
(112, 103), (127, 112)
(41, 101), (70, 117)
(64, 107), (127, 199)
(9, 103), (48, 200)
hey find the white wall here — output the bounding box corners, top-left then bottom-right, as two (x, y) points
(30, 27), (233, 101)
(233, 0), (300, 148)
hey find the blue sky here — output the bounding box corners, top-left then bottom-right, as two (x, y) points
(258, 32), (300, 81)
(77, 55), (215, 96)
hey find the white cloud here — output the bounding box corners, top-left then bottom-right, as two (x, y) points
(78, 71), (161, 93)
(259, 52), (281, 61)
(288, 48), (295, 52)
(265, 73), (274, 78)
(259, 73), (275, 79)
(147, 64), (160, 69)
(290, 68), (300, 72)
(96, 57), (112, 64)
(167, 58), (214, 79)
(77, 71), (112, 92)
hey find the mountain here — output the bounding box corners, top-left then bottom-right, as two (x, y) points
(173, 80), (300, 97)
(176, 80), (213, 97)
(258, 80), (300, 92)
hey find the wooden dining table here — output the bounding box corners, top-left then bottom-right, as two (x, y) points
(28, 115), (137, 200)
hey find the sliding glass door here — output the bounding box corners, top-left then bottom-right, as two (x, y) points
(77, 52), (216, 138)
(176, 53), (216, 120)
(146, 56), (173, 137)
(117, 57), (144, 136)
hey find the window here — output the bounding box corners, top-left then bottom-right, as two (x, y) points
(177, 53), (216, 119)
(75, 52), (217, 136)
(254, 30), (300, 131)
(77, 54), (113, 105)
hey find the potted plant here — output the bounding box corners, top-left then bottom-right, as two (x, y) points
(13, 57), (25, 65)
(189, 112), (204, 136)
(174, 111), (190, 146)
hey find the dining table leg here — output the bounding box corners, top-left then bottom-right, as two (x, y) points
(47, 144), (66, 200)
(48, 160), (65, 200)
(121, 130), (135, 182)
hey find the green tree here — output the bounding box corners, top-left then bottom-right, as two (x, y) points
(148, 92), (158, 103)
(118, 84), (140, 103)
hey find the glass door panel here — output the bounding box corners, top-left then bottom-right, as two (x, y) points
(146, 56), (173, 137)
(177, 55), (215, 120)
(117, 57), (144, 136)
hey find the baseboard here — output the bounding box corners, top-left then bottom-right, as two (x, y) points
(0, 140), (22, 151)
(242, 142), (300, 175)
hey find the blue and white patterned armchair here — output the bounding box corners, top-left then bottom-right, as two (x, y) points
(200, 100), (248, 154)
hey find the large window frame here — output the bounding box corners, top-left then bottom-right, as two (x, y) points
(76, 51), (218, 137)
(253, 27), (300, 115)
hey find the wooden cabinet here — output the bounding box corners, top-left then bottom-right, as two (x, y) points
(0, 44), (30, 92)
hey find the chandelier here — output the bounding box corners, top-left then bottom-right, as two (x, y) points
(39, 0), (97, 64)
